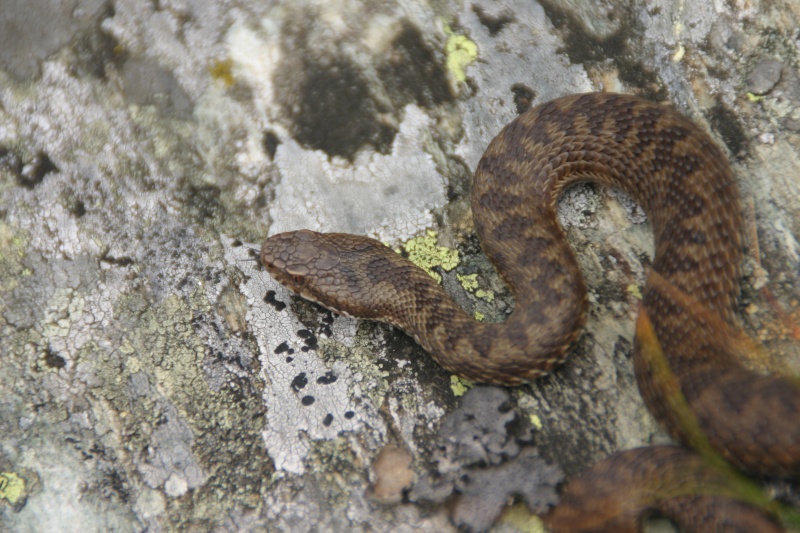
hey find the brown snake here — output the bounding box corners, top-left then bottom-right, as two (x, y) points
(260, 93), (800, 531)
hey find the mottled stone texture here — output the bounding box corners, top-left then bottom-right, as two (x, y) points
(1, 0), (798, 531)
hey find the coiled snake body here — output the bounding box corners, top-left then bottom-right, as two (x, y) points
(261, 93), (800, 531)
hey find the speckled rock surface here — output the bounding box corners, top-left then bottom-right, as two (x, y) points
(1, 1), (798, 531)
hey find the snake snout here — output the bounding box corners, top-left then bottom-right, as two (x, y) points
(260, 230), (348, 304)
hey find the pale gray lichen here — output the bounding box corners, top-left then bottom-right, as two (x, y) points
(223, 237), (386, 475)
(410, 387), (563, 531)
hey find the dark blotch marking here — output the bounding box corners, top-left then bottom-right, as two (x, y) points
(491, 214), (531, 242)
(322, 413), (334, 426)
(516, 236), (557, 267)
(480, 191), (524, 211)
(506, 326), (530, 350)
(377, 23), (452, 109)
(344, 411), (355, 419)
(274, 341), (290, 354)
(471, 332), (493, 359)
(476, 156), (526, 187)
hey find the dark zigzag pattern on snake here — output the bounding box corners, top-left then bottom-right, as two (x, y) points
(260, 93), (800, 531)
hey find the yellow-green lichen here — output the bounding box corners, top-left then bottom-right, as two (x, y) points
(528, 413), (542, 430)
(0, 472), (26, 505)
(746, 92), (764, 102)
(457, 273), (495, 303)
(450, 374), (472, 397)
(474, 311), (485, 321)
(475, 289), (494, 302)
(671, 44), (685, 62)
(626, 284), (642, 300)
(208, 58), (235, 87)
(402, 230), (459, 284)
(0, 223), (30, 294)
(499, 502), (547, 533)
(457, 273), (479, 291)
(443, 23), (478, 83)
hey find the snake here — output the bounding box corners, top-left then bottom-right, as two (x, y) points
(259, 93), (800, 531)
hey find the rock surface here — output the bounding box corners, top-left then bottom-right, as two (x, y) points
(1, 1), (799, 531)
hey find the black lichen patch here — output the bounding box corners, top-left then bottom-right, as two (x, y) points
(183, 183), (224, 223)
(291, 372), (308, 392)
(264, 290), (287, 312)
(297, 329), (319, 352)
(317, 371), (337, 385)
(538, 1), (667, 101)
(66, 196), (87, 218)
(0, 0), (110, 80)
(43, 347), (66, 369)
(511, 83), (536, 114)
(278, 55), (396, 161)
(72, 4), (122, 79)
(0, 146), (23, 178)
(262, 130), (281, 160)
(322, 413), (334, 426)
(99, 252), (134, 267)
(301, 395), (315, 406)
(17, 152), (59, 189)
(276, 16), (452, 161)
(120, 58), (193, 117)
(472, 4), (515, 36)
(707, 100), (748, 158)
(377, 23), (453, 109)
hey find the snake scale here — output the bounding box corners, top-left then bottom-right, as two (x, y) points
(260, 93), (800, 531)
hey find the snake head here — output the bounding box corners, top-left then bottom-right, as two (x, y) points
(260, 229), (383, 318)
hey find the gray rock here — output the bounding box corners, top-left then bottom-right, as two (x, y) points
(746, 59), (783, 95)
